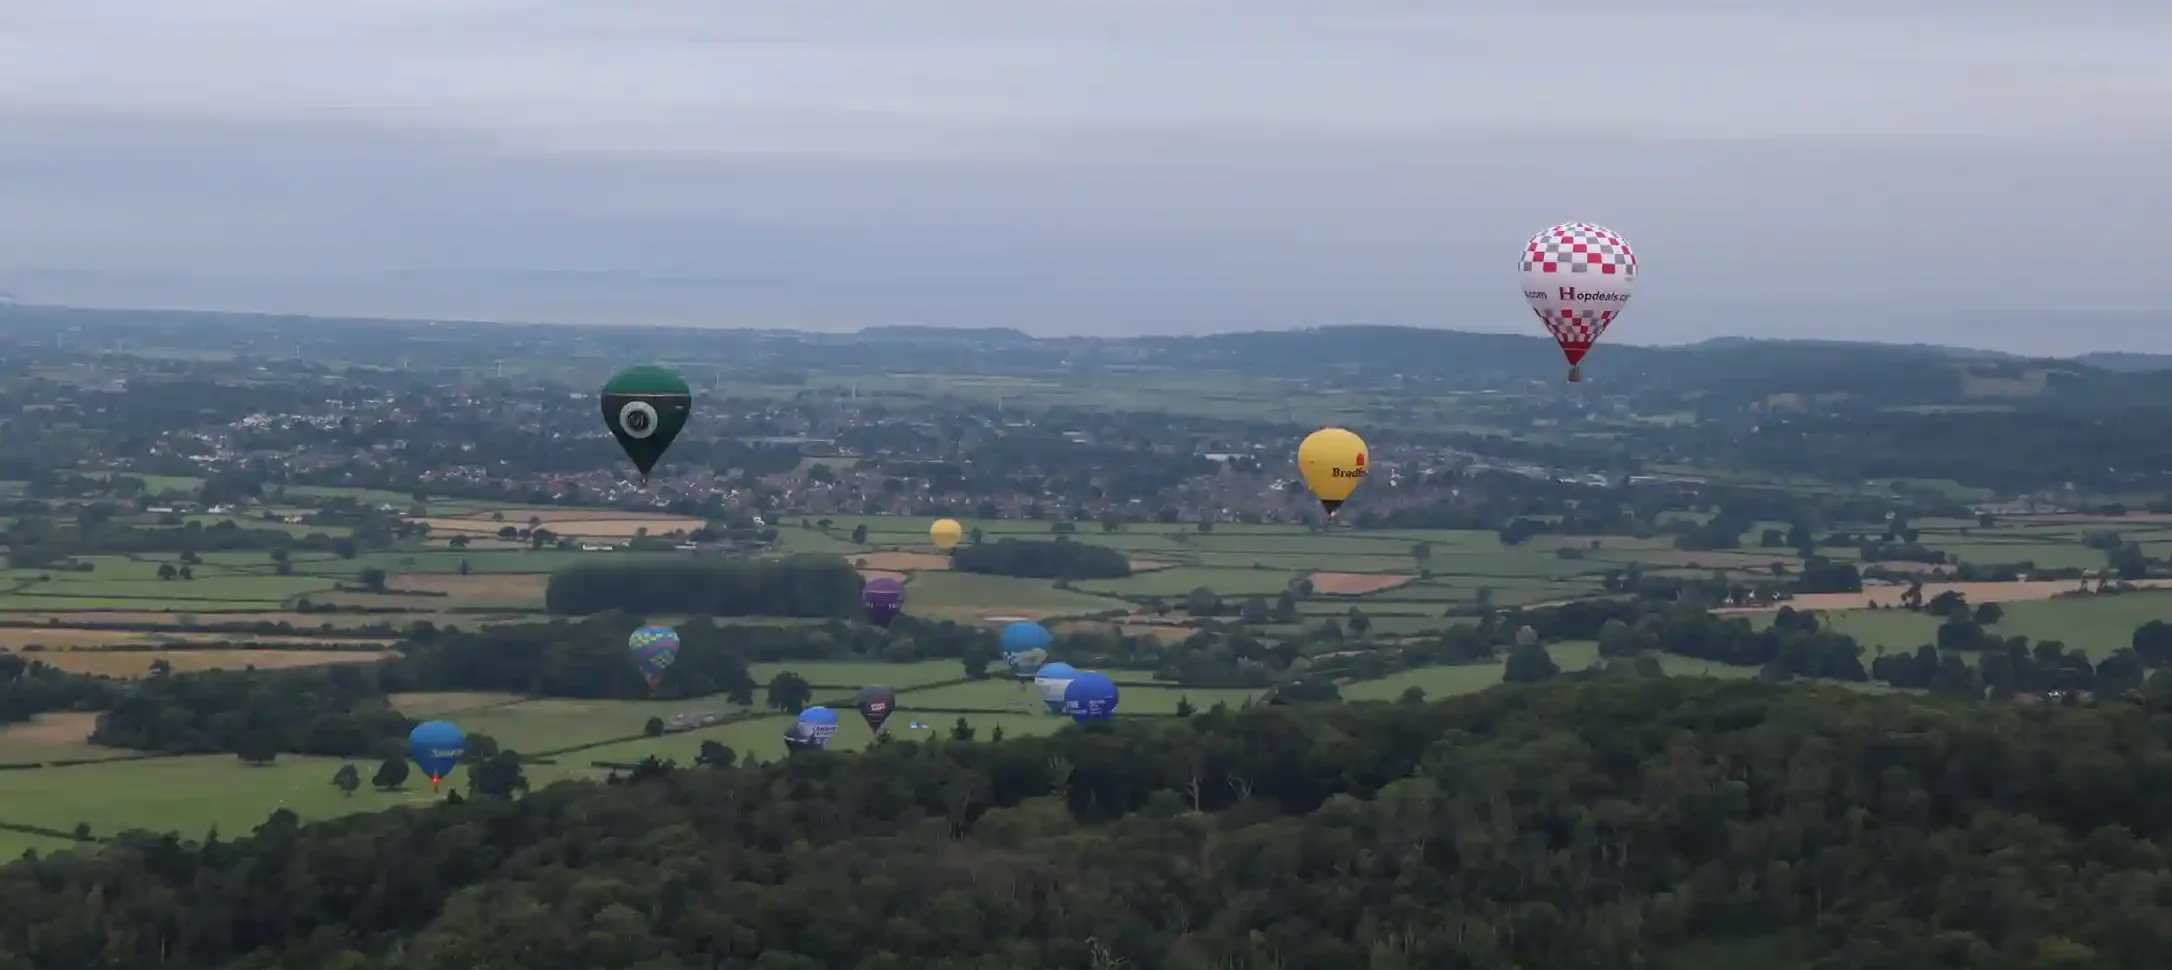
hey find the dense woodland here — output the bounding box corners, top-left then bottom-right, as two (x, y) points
(7, 681), (2172, 968)
(543, 556), (866, 617)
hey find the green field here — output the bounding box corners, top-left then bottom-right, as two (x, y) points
(1778, 592), (2172, 659)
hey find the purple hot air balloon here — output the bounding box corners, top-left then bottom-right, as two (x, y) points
(862, 577), (905, 627)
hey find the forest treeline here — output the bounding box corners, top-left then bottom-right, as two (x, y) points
(543, 555), (864, 616)
(8, 680), (2172, 968)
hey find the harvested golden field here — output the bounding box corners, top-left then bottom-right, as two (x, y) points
(0, 611), (453, 629)
(0, 627), (396, 649)
(1307, 572), (1414, 595)
(393, 573), (548, 601)
(853, 552), (952, 571)
(1726, 578), (2172, 612)
(417, 514), (705, 539)
(1, 712), (99, 747)
(33, 648), (395, 678)
(319, 574), (547, 611)
(1118, 623), (1195, 643)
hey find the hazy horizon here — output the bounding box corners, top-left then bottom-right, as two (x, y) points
(4, 2), (2169, 354)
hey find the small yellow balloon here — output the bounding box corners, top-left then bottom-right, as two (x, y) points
(1297, 427), (1369, 516)
(930, 518), (964, 550)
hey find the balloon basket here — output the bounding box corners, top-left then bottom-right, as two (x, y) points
(1566, 365), (1581, 382)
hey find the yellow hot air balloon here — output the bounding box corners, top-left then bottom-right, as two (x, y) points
(1297, 427), (1369, 517)
(930, 518), (964, 551)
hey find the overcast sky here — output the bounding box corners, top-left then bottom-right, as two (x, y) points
(2, 1), (2168, 352)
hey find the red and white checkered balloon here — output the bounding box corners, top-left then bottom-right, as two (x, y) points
(1518, 222), (1637, 378)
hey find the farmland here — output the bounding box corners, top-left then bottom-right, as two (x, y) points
(0, 638), (1755, 854)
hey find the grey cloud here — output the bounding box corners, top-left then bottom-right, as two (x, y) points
(0, 1), (2168, 352)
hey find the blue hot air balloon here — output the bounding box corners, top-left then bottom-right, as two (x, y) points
(1033, 662), (1078, 714)
(999, 621), (1052, 680)
(1063, 671), (1119, 724)
(627, 625), (680, 690)
(408, 720), (467, 788)
(788, 705), (840, 751)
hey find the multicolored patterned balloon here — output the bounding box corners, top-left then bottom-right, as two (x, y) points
(627, 625), (681, 689)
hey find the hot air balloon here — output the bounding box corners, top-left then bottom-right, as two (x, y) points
(1297, 427), (1369, 518)
(1033, 662), (1078, 714)
(1519, 222), (1638, 382)
(999, 621), (1051, 680)
(407, 720), (466, 789)
(930, 518), (964, 551)
(600, 365), (693, 483)
(787, 706), (839, 751)
(1062, 672), (1119, 724)
(862, 577), (905, 627)
(627, 625), (680, 690)
(856, 685), (898, 733)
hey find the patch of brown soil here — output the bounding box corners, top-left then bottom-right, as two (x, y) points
(0, 712), (100, 747)
(390, 573), (548, 601)
(1723, 578), (2172, 612)
(855, 552), (952, 571)
(34, 649), (394, 678)
(1118, 624), (1195, 643)
(1127, 559), (1171, 571)
(1307, 572), (1415, 595)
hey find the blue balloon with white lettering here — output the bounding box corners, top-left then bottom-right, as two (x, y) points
(999, 621), (1052, 680)
(788, 705), (840, 751)
(1062, 671), (1119, 724)
(1033, 662), (1078, 714)
(408, 720), (466, 788)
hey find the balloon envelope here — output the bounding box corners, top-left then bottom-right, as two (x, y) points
(407, 720), (466, 785)
(626, 625), (681, 688)
(1297, 427), (1370, 516)
(930, 518), (964, 551)
(862, 577), (906, 626)
(1033, 662), (1078, 714)
(600, 365), (694, 480)
(999, 621), (1052, 680)
(1518, 222), (1637, 382)
(1063, 672), (1119, 723)
(789, 706), (839, 750)
(856, 685), (898, 732)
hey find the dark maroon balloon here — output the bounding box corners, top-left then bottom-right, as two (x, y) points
(862, 577), (906, 626)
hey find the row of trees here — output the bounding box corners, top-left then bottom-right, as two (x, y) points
(948, 536), (1131, 579)
(8, 679), (2172, 967)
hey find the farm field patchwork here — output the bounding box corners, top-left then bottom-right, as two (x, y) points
(1760, 591), (2172, 660)
(27, 648), (395, 678)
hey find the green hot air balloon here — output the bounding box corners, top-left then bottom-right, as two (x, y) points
(599, 366), (692, 483)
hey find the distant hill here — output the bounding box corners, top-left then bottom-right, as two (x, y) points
(2074, 352), (2172, 373)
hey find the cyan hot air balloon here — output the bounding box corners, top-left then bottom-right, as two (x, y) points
(999, 621), (1051, 681)
(407, 720), (466, 789)
(787, 705), (839, 751)
(1062, 672), (1119, 724)
(862, 577), (905, 627)
(1033, 662), (1078, 715)
(627, 625), (680, 690)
